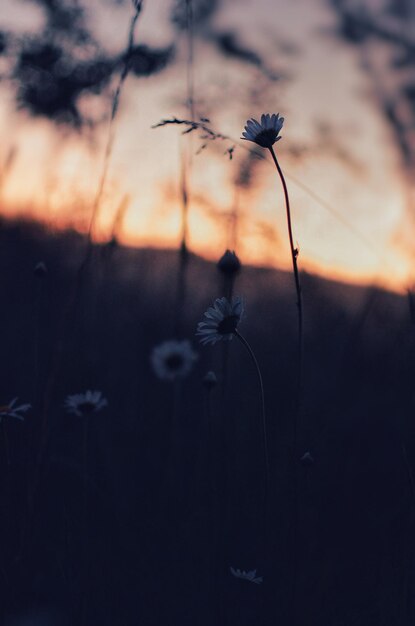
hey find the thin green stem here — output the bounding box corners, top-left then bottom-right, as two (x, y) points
(174, 151), (190, 337)
(205, 387), (217, 625)
(220, 276), (234, 404)
(269, 145), (303, 442)
(175, 0), (194, 334)
(2, 420), (10, 467)
(401, 441), (415, 512)
(185, 0), (195, 121)
(234, 330), (269, 500)
(87, 3), (142, 244)
(269, 145), (302, 626)
(81, 416), (90, 626)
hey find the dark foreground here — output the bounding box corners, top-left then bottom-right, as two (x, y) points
(0, 219), (414, 625)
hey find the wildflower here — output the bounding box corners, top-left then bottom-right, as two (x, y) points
(64, 390), (108, 417)
(203, 370), (218, 390)
(196, 297), (244, 345)
(241, 113), (284, 149)
(0, 398), (31, 422)
(33, 261), (47, 277)
(217, 250), (241, 276)
(300, 451), (314, 466)
(230, 567), (263, 584)
(151, 339), (198, 381)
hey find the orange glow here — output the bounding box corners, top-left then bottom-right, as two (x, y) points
(0, 0), (413, 295)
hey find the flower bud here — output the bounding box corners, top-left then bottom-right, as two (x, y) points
(217, 250), (241, 276)
(203, 371), (218, 390)
(34, 261), (47, 277)
(300, 451), (314, 466)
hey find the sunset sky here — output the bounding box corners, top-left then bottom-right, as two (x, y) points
(0, 0), (412, 291)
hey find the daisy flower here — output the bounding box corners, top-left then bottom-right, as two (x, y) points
(151, 339), (198, 381)
(300, 451), (314, 466)
(243, 112), (303, 622)
(241, 113), (284, 148)
(0, 398), (31, 422)
(196, 296), (244, 345)
(230, 567), (263, 585)
(203, 370), (218, 390)
(33, 261), (47, 277)
(64, 390), (108, 417)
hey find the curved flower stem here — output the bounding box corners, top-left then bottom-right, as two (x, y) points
(234, 330), (269, 505)
(221, 276), (235, 404)
(269, 145), (302, 626)
(204, 387), (217, 625)
(401, 440), (415, 509)
(2, 420), (10, 467)
(174, 152), (190, 337)
(81, 416), (90, 626)
(175, 0), (194, 335)
(185, 0), (195, 121)
(86, 3), (142, 248)
(269, 145), (303, 442)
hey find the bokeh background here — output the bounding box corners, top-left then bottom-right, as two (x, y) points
(1, 1), (415, 625)
(0, 0), (414, 288)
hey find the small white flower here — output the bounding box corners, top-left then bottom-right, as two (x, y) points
(33, 261), (47, 277)
(230, 567), (263, 584)
(64, 390), (108, 417)
(203, 370), (218, 390)
(241, 113), (284, 148)
(0, 398), (31, 422)
(196, 296), (244, 345)
(151, 339), (198, 381)
(300, 451), (314, 466)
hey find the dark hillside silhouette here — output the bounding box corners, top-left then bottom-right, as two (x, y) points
(0, 218), (414, 625)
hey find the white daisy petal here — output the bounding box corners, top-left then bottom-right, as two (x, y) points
(196, 297), (244, 346)
(0, 398), (31, 422)
(241, 113), (285, 148)
(205, 309), (223, 321)
(151, 339), (198, 381)
(64, 390), (108, 418)
(230, 566), (263, 584)
(250, 120), (262, 132)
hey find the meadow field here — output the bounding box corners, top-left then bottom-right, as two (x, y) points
(1, 0), (415, 624)
(0, 218), (414, 625)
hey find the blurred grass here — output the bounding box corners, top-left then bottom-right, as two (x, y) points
(0, 217), (414, 626)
